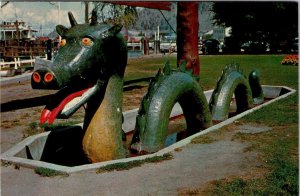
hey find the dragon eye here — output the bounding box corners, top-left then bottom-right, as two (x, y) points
(82, 37), (93, 46)
(60, 39), (66, 47)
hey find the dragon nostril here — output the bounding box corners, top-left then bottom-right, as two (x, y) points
(44, 72), (54, 83)
(32, 72), (41, 83)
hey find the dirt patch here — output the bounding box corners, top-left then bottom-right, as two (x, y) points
(178, 123), (272, 195)
(123, 85), (148, 111)
(237, 123), (272, 134)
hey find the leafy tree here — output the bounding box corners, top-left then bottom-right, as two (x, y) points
(212, 2), (298, 53)
(93, 2), (138, 29)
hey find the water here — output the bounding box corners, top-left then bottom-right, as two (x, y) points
(128, 51), (143, 58)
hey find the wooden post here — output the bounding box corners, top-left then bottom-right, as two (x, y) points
(143, 37), (149, 55)
(16, 20), (20, 47)
(14, 57), (18, 69)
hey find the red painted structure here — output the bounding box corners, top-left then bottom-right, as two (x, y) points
(177, 2), (199, 77)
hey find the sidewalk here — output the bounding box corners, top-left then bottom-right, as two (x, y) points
(0, 72), (32, 86)
(1, 136), (258, 195)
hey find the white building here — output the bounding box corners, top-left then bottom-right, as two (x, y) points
(203, 27), (232, 42)
(0, 21), (37, 41)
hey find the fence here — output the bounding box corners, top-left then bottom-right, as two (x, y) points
(0, 55), (47, 71)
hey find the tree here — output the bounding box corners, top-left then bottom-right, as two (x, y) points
(93, 2), (138, 29)
(212, 2), (298, 53)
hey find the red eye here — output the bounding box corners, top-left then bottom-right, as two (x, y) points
(32, 72), (41, 83)
(44, 72), (54, 83)
(82, 37), (92, 46)
(60, 39), (66, 47)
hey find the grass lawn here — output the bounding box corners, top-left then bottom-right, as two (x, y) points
(127, 54), (298, 195)
(126, 54), (297, 89)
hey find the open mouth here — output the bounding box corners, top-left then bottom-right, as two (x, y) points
(40, 80), (104, 125)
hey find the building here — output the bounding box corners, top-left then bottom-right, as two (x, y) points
(0, 21), (48, 60)
(0, 20), (37, 41)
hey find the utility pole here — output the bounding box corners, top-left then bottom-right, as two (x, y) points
(85, 1), (89, 24)
(58, 2), (61, 24)
(49, 2), (61, 24)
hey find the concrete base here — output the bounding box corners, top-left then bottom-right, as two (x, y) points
(0, 70), (15, 77)
(1, 85), (296, 173)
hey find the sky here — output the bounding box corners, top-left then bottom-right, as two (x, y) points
(1, 2), (91, 35)
(0, 2), (215, 36)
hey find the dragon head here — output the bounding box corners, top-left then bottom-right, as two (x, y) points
(31, 11), (127, 124)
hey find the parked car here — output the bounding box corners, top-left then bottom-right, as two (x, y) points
(160, 34), (177, 53)
(240, 40), (268, 54)
(291, 38), (298, 53)
(160, 42), (176, 53)
(201, 39), (220, 54)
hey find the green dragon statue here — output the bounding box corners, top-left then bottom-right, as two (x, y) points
(32, 11), (264, 163)
(32, 11), (127, 162)
(209, 65), (264, 122)
(131, 62), (212, 153)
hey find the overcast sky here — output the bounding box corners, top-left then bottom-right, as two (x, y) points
(1, 2), (215, 36)
(1, 2), (91, 35)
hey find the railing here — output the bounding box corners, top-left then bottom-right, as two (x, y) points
(0, 55), (47, 71)
(127, 42), (142, 51)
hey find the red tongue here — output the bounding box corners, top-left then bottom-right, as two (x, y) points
(40, 109), (52, 124)
(40, 88), (90, 124)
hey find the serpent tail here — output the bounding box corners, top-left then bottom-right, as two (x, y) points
(131, 61), (212, 153)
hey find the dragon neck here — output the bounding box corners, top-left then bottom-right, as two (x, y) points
(82, 74), (125, 163)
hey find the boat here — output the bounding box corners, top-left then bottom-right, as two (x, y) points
(0, 20), (58, 76)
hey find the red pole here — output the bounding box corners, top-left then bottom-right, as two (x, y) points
(177, 2), (199, 77)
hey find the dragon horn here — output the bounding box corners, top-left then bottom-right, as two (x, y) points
(90, 9), (98, 25)
(68, 12), (77, 27)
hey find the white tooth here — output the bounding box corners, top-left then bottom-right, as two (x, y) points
(61, 86), (96, 114)
(62, 97), (82, 113)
